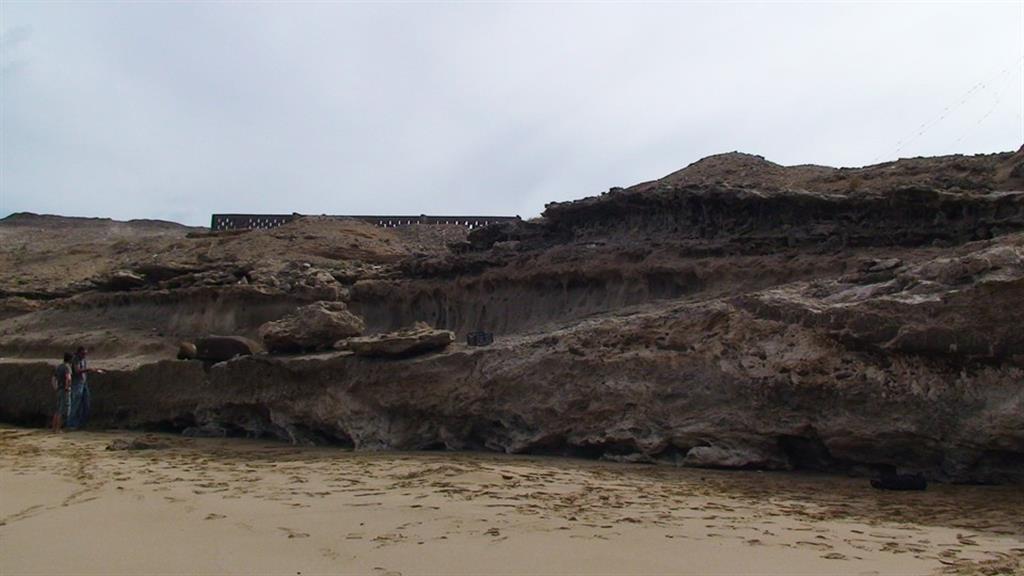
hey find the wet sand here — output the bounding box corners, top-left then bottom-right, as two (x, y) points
(1, 427), (1021, 575)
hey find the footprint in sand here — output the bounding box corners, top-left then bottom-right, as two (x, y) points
(794, 540), (833, 550)
(372, 533), (407, 547)
(278, 527), (310, 539)
(843, 538), (877, 552)
(0, 504), (46, 526)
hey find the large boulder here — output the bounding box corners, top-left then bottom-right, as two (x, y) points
(338, 322), (454, 358)
(195, 335), (263, 362)
(177, 341), (198, 360)
(259, 301), (364, 353)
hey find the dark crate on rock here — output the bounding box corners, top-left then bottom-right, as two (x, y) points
(466, 331), (494, 347)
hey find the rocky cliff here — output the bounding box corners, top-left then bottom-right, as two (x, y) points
(2, 149), (1022, 483)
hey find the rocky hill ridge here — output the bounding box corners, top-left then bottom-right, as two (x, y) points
(1, 149), (1022, 483)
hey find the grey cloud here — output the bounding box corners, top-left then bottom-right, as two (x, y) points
(1, 2), (1021, 225)
(1, 24), (31, 78)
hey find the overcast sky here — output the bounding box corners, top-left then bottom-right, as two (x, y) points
(2, 2), (1022, 226)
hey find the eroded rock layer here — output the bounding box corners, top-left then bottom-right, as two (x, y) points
(2, 149), (1023, 483)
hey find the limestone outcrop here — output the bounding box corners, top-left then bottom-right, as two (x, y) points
(248, 262), (350, 301)
(2, 150), (1024, 484)
(1, 256), (1021, 483)
(339, 322), (454, 357)
(99, 270), (148, 291)
(259, 301), (365, 353)
(735, 236), (1024, 364)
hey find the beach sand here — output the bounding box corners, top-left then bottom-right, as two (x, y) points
(1, 427), (1021, 575)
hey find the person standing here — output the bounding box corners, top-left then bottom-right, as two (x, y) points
(51, 352), (73, 433)
(69, 346), (103, 430)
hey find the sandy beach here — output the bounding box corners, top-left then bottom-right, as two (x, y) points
(0, 427), (1020, 575)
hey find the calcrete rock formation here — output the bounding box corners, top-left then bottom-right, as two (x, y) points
(3, 150), (1024, 484)
(682, 444), (791, 470)
(735, 235), (1024, 364)
(1, 276), (1021, 483)
(99, 270), (148, 291)
(259, 301), (365, 353)
(248, 263), (350, 301)
(339, 322), (454, 357)
(0, 297), (39, 321)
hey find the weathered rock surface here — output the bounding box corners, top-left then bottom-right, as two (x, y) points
(99, 270), (148, 291)
(735, 236), (1024, 364)
(339, 322), (454, 357)
(182, 424), (228, 438)
(248, 262), (350, 301)
(682, 445), (790, 470)
(259, 301), (365, 353)
(541, 185), (1024, 250)
(3, 150), (1024, 484)
(1, 255), (1021, 482)
(195, 335), (263, 362)
(0, 297), (40, 321)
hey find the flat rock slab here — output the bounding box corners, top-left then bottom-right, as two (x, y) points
(341, 326), (454, 358)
